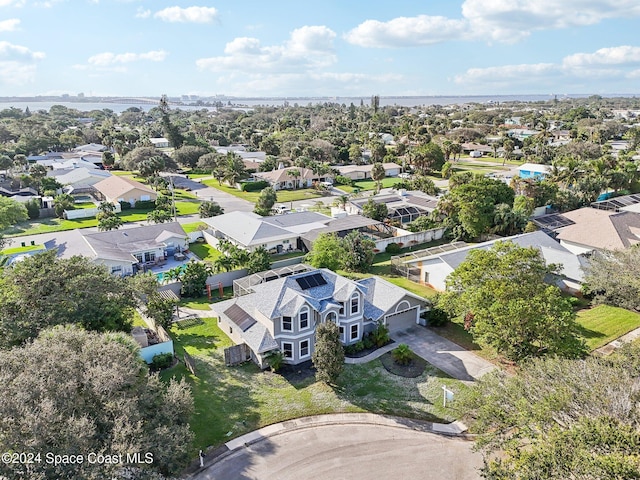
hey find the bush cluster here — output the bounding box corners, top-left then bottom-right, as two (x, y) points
(150, 352), (174, 370)
(241, 180), (269, 192)
(134, 200), (156, 210)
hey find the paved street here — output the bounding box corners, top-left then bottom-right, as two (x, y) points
(192, 420), (481, 480)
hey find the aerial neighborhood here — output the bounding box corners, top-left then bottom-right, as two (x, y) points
(1, 94), (640, 479)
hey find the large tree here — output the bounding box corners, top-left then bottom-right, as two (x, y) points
(582, 245), (640, 311)
(0, 196), (28, 229)
(362, 197), (388, 221)
(463, 344), (640, 479)
(440, 241), (584, 361)
(254, 186), (277, 216)
(0, 325), (193, 479)
(342, 231), (376, 273)
(371, 162), (386, 193)
(312, 321), (344, 383)
(122, 147), (177, 175)
(0, 250), (136, 347)
(172, 145), (209, 169)
(305, 233), (343, 271)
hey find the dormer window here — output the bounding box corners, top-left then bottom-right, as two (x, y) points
(325, 312), (337, 323)
(299, 307), (309, 330)
(350, 293), (359, 315)
(282, 316), (292, 332)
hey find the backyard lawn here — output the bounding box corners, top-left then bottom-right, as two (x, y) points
(161, 317), (468, 452)
(576, 304), (640, 351)
(201, 179), (323, 203)
(189, 242), (223, 262)
(182, 221), (208, 233)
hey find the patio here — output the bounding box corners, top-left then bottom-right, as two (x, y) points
(145, 252), (199, 282)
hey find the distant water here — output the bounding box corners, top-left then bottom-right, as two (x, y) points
(0, 94), (635, 113)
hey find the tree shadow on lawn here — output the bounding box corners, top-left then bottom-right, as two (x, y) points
(332, 360), (451, 425)
(576, 324), (606, 342)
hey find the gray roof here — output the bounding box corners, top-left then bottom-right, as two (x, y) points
(409, 230), (587, 282)
(358, 276), (426, 321)
(203, 211), (332, 247)
(301, 215), (382, 243)
(82, 222), (187, 262)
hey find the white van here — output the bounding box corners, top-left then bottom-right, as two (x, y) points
(273, 204), (291, 215)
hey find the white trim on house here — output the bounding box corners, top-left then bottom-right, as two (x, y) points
(299, 339), (310, 359)
(281, 341), (293, 360)
(299, 306), (310, 330)
(281, 316), (293, 332)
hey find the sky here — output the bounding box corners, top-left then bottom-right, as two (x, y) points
(1, 0), (640, 98)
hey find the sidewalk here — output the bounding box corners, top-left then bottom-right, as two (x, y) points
(594, 326), (640, 356)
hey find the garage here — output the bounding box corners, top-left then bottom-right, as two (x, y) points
(385, 307), (419, 334)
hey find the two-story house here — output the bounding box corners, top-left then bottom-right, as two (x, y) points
(211, 268), (427, 368)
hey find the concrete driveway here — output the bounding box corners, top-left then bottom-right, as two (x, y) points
(392, 326), (496, 381)
(191, 417), (482, 480)
(167, 174), (254, 213)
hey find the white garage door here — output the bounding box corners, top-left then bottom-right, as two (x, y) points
(385, 307), (418, 333)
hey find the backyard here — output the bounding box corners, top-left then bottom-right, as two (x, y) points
(201, 178), (323, 203)
(161, 317), (468, 451)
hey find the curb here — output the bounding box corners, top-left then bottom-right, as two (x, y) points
(185, 413), (470, 477)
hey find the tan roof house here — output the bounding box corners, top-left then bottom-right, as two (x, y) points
(93, 176), (157, 207)
(555, 208), (640, 254)
(253, 167), (324, 190)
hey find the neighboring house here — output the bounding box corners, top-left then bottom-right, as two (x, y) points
(149, 137), (170, 148)
(400, 231), (587, 294)
(203, 211), (332, 252)
(50, 167), (112, 188)
(73, 143), (108, 153)
(506, 128), (540, 141)
(81, 222), (188, 276)
(347, 191), (439, 225)
(253, 167), (324, 190)
(93, 175), (157, 206)
(211, 268), (427, 368)
(216, 146), (267, 162)
(553, 208), (640, 254)
(516, 163), (551, 180)
(336, 163), (402, 181)
(49, 158), (100, 171)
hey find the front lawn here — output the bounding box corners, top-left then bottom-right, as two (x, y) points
(182, 221), (208, 233)
(576, 305), (640, 351)
(161, 317), (468, 451)
(200, 179), (323, 203)
(0, 244), (44, 255)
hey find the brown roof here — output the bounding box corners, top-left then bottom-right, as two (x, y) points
(93, 175), (156, 201)
(254, 167), (318, 183)
(556, 208), (640, 250)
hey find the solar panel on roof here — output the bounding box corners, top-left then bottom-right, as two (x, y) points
(295, 273), (327, 290)
(224, 304), (257, 331)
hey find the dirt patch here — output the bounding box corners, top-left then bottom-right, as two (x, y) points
(276, 360), (317, 384)
(380, 351), (427, 378)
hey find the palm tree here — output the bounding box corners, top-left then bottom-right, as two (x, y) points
(333, 195), (349, 210)
(213, 255), (237, 273)
(222, 152), (246, 186)
(287, 168), (301, 189)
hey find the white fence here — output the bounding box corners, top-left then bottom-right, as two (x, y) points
(373, 226), (446, 251)
(64, 202), (121, 220)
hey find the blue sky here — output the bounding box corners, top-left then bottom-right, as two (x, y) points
(1, 0), (640, 97)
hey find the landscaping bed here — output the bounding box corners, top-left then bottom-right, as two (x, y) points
(344, 339), (394, 358)
(380, 351), (427, 378)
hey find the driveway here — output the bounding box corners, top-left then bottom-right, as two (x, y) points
(392, 326), (496, 381)
(191, 416), (481, 480)
(166, 174), (254, 213)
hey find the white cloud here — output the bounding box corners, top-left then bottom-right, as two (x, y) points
(0, 41), (45, 60)
(197, 25), (336, 73)
(153, 6), (218, 23)
(345, 15), (468, 48)
(455, 63), (558, 85)
(135, 7), (150, 19)
(563, 46), (640, 68)
(0, 0), (25, 6)
(346, 1), (640, 47)
(0, 18), (19, 31)
(87, 50), (167, 67)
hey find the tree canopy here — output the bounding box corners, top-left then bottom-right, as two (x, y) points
(0, 325), (193, 479)
(439, 241), (584, 361)
(305, 233), (343, 271)
(0, 250), (136, 348)
(312, 321), (344, 383)
(463, 344), (640, 479)
(0, 196), (28, 229)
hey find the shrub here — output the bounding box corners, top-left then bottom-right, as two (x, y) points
(267, 351), (285, 372)
(334, 175), (354, 186)
(426, 307), (449, 327)
(370, 320), (390, 347)
(119, 200), (131, 210)
(363, 334), (375, 350)
(241, 180), (269, 192)
(134, 200), (156, 210)
(392, 344), (412, 366)
(353, 341), (365, 352)
(151, 353), (174, 370)
(385, 243), (401, 254)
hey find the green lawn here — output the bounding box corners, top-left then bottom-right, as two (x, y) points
(174, 200), (201, 216)
(0, 244), (45, 255)
(182, 221), (208, 233)
(576, 305), (640, 351)
(189, 242), (223, 262)
(131, 310), (149, 328)
(178, 287), (234, 310)
(201, 179), (323, 203)
(338, 177), (404, 194)
(161, 317), (468, 451)
(73, 202), (97, 209)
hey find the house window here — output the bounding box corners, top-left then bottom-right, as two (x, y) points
(111, 265), (122, 274)
(282, 342), (293, 359)
(135, 254), (143, 263)
(326, 312), (337, 323)
(144, 252), (155, 262)
(300, 340), (310, 358)
(339, 326), (345, 343)
(282, 316), (292, 332)
(350, 293), (359, 315)
(424, 271), (429, 284)
(350, 324), (359, 341)
(299, 308), (309, 330)
(339, 302), (345, 315)
(283, 239), (290, 244)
